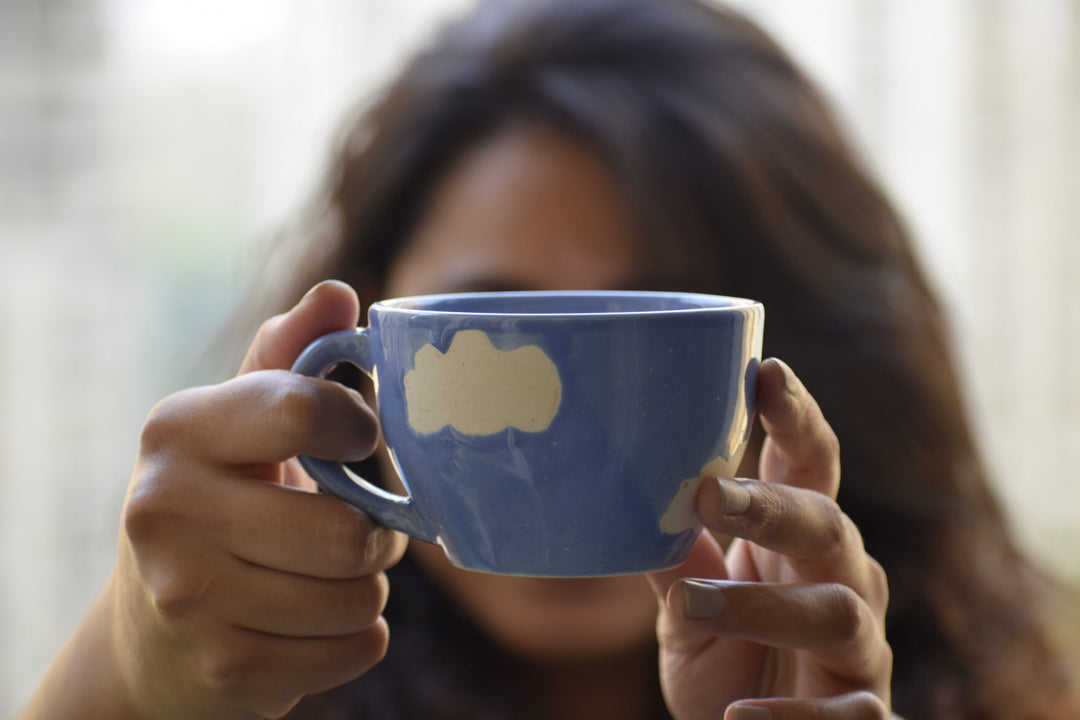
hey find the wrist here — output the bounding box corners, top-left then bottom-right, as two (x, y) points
(18, 572), (146, 720)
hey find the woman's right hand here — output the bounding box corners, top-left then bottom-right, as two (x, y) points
(109, 280), (406, 719)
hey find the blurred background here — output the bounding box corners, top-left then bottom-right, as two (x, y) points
(1, 0), (1078, 713)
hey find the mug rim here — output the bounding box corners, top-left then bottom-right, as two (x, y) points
(372, 290), (762, 318)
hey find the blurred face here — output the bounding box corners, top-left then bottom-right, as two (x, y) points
(381, 126), (659, 662)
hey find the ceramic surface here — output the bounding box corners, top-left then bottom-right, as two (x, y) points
(292, 290), (763, 577)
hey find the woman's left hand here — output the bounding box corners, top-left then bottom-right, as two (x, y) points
(646, 358), (893, 720)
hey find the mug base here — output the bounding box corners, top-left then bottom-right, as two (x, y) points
(437, 533), (699, 577)
(446, 558), (687, 578)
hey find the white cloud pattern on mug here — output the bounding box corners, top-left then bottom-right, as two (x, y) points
(403, 330), (562, 435)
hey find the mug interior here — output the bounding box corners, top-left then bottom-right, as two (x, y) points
(376, 290), (757, 316)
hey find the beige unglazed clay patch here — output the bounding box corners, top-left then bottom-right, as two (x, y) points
(659, 454), (742, 534)
(404, 330), (562, 435)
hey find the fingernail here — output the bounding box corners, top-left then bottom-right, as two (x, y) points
(730, 706), (772, 720)
(716, 477), (751, 515)
(300, 281), (328, 305)
(768, 357), (800, 396)
(680, 579), (727, 619)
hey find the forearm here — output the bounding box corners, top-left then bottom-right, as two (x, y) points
(17, 573), (145, 720)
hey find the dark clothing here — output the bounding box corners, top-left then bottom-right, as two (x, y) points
(288, 556), (671, 719)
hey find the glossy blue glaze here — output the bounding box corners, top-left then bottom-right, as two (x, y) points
(292, 290), (763, 577)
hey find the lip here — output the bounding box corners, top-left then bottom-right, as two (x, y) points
(374, 289), (762, 318)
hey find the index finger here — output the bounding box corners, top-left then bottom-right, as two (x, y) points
(756, 358), (841, 498)
(697, 476), (886, 605)
(144, 370), (379, 467)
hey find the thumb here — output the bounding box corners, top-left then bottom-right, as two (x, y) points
(238, 280), (361, 375)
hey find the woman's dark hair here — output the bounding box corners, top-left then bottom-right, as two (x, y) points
(270, 0), (1076, 717)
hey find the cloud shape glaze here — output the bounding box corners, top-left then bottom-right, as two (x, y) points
(659, 454), (743, 534)
(403, 330), (562, 435)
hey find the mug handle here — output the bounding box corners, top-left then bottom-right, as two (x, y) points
(291, 328), (436, 543)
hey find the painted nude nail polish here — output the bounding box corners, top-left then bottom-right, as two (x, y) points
(768, 357), (801, 396)
(680, 579), (727, 619)
(716, 477), (751, 515)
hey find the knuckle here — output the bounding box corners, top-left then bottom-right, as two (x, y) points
(818, 428), (842, 487)
(123, 467), (184, 547)
(151, 584), (196, 623)
(816, 502), (851, 557)
(822, 582), (894, 689)
(797, 422), (841, 486)
(149, 568), (213, 624)
(866, 555), (890, 611)
(139, 390), (197, 456)
(823, 582), (865, 644)
(354, 572), (391, 622)
(252, 315), (277, 344)
(200, 642), (257, 697)
(850, 690), (891, 720)
(200, 635), (301, 718)
(363, 617), (391, 666)
(823, 426), (841, 462)
(877, 640), (895, 683)
(122, 482), (162, 545)
(262, 699), (304, 720)
(327, 573), (389, 625)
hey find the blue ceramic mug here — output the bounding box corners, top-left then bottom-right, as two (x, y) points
(292, 290), (763, 577)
